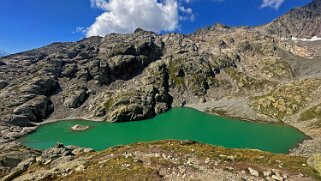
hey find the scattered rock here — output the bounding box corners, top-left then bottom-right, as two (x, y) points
(75, 165), (86, 172)
(271, 174), (283, 181)
(226, 155), (236, 162)
(248, 167), (259, 177)
(225, 166), (234, 171)
(263, 170), (272, 177)
(204, 158), (211, 164)
(83, 148), (95, 153)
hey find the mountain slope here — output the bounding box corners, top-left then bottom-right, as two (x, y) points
(258, 0), (321, 38)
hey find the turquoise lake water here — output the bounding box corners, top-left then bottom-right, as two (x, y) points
(21, 107), (307, 153)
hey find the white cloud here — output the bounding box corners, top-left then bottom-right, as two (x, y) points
(183, 0), (224, 3)
(72, 26), (87, 34)
(86, 0), (190, 37)
(260, 0), (285, 10)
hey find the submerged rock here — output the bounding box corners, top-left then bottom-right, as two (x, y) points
(71, 124), (90, 131)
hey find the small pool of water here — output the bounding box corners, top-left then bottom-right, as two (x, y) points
(20, 108), (307, 153)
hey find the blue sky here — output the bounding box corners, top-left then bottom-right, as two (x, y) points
(0, 0), (311, 53)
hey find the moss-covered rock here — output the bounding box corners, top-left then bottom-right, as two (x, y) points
(299, 104), (321, 127)
(308, 154), (321, 175)
(250, 79), (321, 120)
(225, 67), (274, 91)
(261, 59), (292, 78)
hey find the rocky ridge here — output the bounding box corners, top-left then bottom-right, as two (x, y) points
(258, 0), (321, 38)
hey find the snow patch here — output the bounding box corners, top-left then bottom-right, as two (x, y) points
(291, 36), (321, 42)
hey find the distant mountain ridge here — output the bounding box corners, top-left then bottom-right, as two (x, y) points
(258, 0), (321, 38)
(0, 50), (8, 57)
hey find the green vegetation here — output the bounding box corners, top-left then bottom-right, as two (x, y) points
(104, 97), (116, 111)
(261, 59), (292, 78)
(68, 156), (159, 181)
(250, 79), (321, 120)
(207, 77), (230, 88)
(168, 58), (212, 96)
(299, 104), (321, 127)
(104, 92), (138, 111)
(168, 59), (185, 88)
(225, 68), (274, 90)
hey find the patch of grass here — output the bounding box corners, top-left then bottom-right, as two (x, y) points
(66, 156), (161, 181)
(168, 60), (185, 87)
(104, 92), (138, 111)
(261, 59), (292, 78)
(104, 97), (116, 111)
(207, 77), (230, 88)
(150, 156), (178, 168)
(299, 104), (321, 127)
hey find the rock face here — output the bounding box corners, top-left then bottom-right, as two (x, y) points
(63, 86), (88, 108)
(259, 0), (321, 38)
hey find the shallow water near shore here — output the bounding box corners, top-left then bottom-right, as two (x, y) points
(20, 107), (307, 153)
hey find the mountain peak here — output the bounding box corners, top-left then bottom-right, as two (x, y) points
(0, 50), (8, 57)
(306, 0), (321, 11)
(258, 0), (321, 38)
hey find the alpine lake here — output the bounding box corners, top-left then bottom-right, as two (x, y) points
(20, 107), (307, 154)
